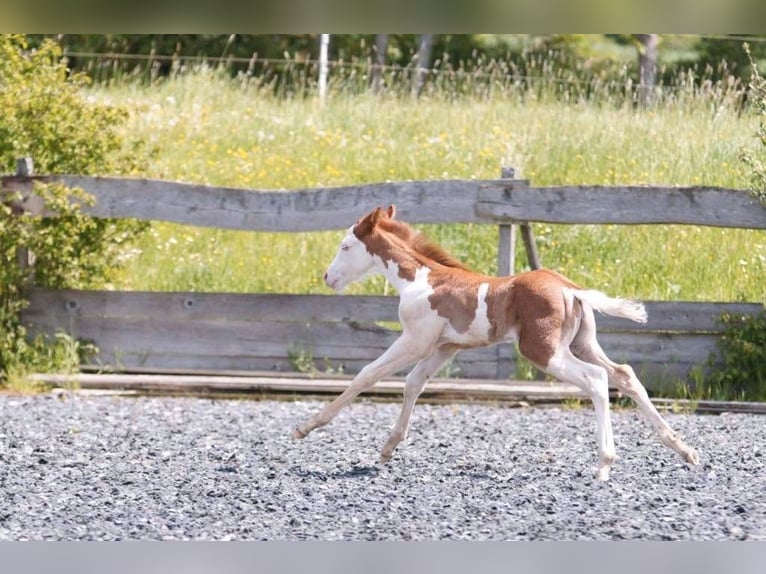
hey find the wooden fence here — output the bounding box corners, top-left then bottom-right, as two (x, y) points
(3, 166), (765, 389)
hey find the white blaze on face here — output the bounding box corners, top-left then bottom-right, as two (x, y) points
(324, 226), (376, 292)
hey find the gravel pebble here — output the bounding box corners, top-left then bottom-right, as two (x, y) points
(0, 393), (764, 540)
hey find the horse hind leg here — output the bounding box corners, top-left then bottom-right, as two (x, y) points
(570, 310), (699, 466)
(607, 360), (698, 465)
(526, 337), (617, 481)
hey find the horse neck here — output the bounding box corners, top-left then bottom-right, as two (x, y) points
(370, 234), (428, 294)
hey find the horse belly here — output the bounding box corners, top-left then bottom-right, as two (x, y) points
(441, 323), (490, 346)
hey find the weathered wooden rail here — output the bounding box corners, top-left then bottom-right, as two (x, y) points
(3, 167), (765, 389)
(5, 173), (763, 229)
(24, 289), (763, 384)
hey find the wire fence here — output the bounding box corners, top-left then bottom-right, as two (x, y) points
(61, 41), (753, 107)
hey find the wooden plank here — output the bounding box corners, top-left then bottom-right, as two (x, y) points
(71, 351), (501, 380)
(0, 175), (46, 215)
(80, 353), (501, 380)
(24, 315), (503, 375)
(595, 301), (764, 333)
(24, 315), (403, 358)
(25, 289), (762, 334)
(651, 398), (766, 415)
(25, 311), (718, 384)
(52, 176), (494, 230)
(5, 174), (765, 230)
(32, 372), (766, 413)
(631, 362), (704, 384)
(30, 372), (590, 401)
(22, 314), (502, 364)
(25, 289), (401, 324)
(477, 185), (766, 229)
(26, 309), (719, 367)
(597, 331), (719, 366)
(23, 290), (758, 385)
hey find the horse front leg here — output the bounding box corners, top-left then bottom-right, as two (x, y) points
(380, 344), (458, 462)
(291, 334), (429, 440)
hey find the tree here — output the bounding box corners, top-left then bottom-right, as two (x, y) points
(412, 34), (434, 97)
(371, 34), (388, 93)
(635, 34), (659, 106)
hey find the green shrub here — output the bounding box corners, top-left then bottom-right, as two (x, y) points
(701, 43), (766, 401)
(740, 43), (766, 204)
(704, 311), (766, 401)
(0, 35), (149, 383)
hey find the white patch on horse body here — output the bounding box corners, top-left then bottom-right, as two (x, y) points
(398, 267), (444, 330)
(441, 282), (493, 346)
(382, 260), (427, 295)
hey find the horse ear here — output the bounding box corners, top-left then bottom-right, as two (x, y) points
(370, 206), (386, 224)
(353, 207), (382, 237)
(386, 204), (397, 219)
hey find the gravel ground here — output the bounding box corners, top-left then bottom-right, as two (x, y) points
(0, 392), (764, 540)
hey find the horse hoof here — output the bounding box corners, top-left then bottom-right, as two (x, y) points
(685, 448), (700, 465)
(596, 467), (611, 481)
(291, 428), (307, 439)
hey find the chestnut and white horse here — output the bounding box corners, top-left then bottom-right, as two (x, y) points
(292, 205), (699, 480)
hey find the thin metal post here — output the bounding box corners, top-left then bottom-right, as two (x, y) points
(318, 34), (330, 102)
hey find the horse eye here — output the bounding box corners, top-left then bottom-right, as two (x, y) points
(341, 244), (350, 251)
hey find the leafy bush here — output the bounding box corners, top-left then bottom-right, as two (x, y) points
(740, 44), (766, 204)
(704, 311), (766, 401)
(0, 34), (149, 383)
(700, 43), (766, 401)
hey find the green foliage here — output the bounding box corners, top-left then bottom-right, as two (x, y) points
(703, 311), (766, 401)
(0, 35), (149, 384)
(740, 43), (766, 204)
(0, 182), (141, 380)
(695, 35), (766, 81)
(0, 35), (146, 174)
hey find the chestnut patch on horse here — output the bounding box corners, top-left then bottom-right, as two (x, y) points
(426, 271), (480, 334)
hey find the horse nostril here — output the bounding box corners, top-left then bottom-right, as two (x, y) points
(323, 272), (328, 281)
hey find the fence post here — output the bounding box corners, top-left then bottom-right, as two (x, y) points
(520, 222), (541, 270)
(496, 166), (542, 273)
(497, 166), (516, 277)
(15, 157), (34, 283)
(495, 166), (517, 379)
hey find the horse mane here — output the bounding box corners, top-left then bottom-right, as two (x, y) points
(381, 218), (472, 271)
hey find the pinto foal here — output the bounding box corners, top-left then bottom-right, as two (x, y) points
(292, 205), (699, 480)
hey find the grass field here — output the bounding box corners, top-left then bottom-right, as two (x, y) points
(91, 69), (765, 303)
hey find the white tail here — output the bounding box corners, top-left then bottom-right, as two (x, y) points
(573, 289), (648, 324)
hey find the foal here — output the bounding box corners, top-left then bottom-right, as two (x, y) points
(292, 205), (699, 480)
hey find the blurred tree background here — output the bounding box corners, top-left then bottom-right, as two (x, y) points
(23, 34), (766, 92)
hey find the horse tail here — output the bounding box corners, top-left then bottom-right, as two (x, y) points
(572, 289), (647, 324)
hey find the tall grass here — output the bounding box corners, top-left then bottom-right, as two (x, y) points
(91, 67), (765, 303)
